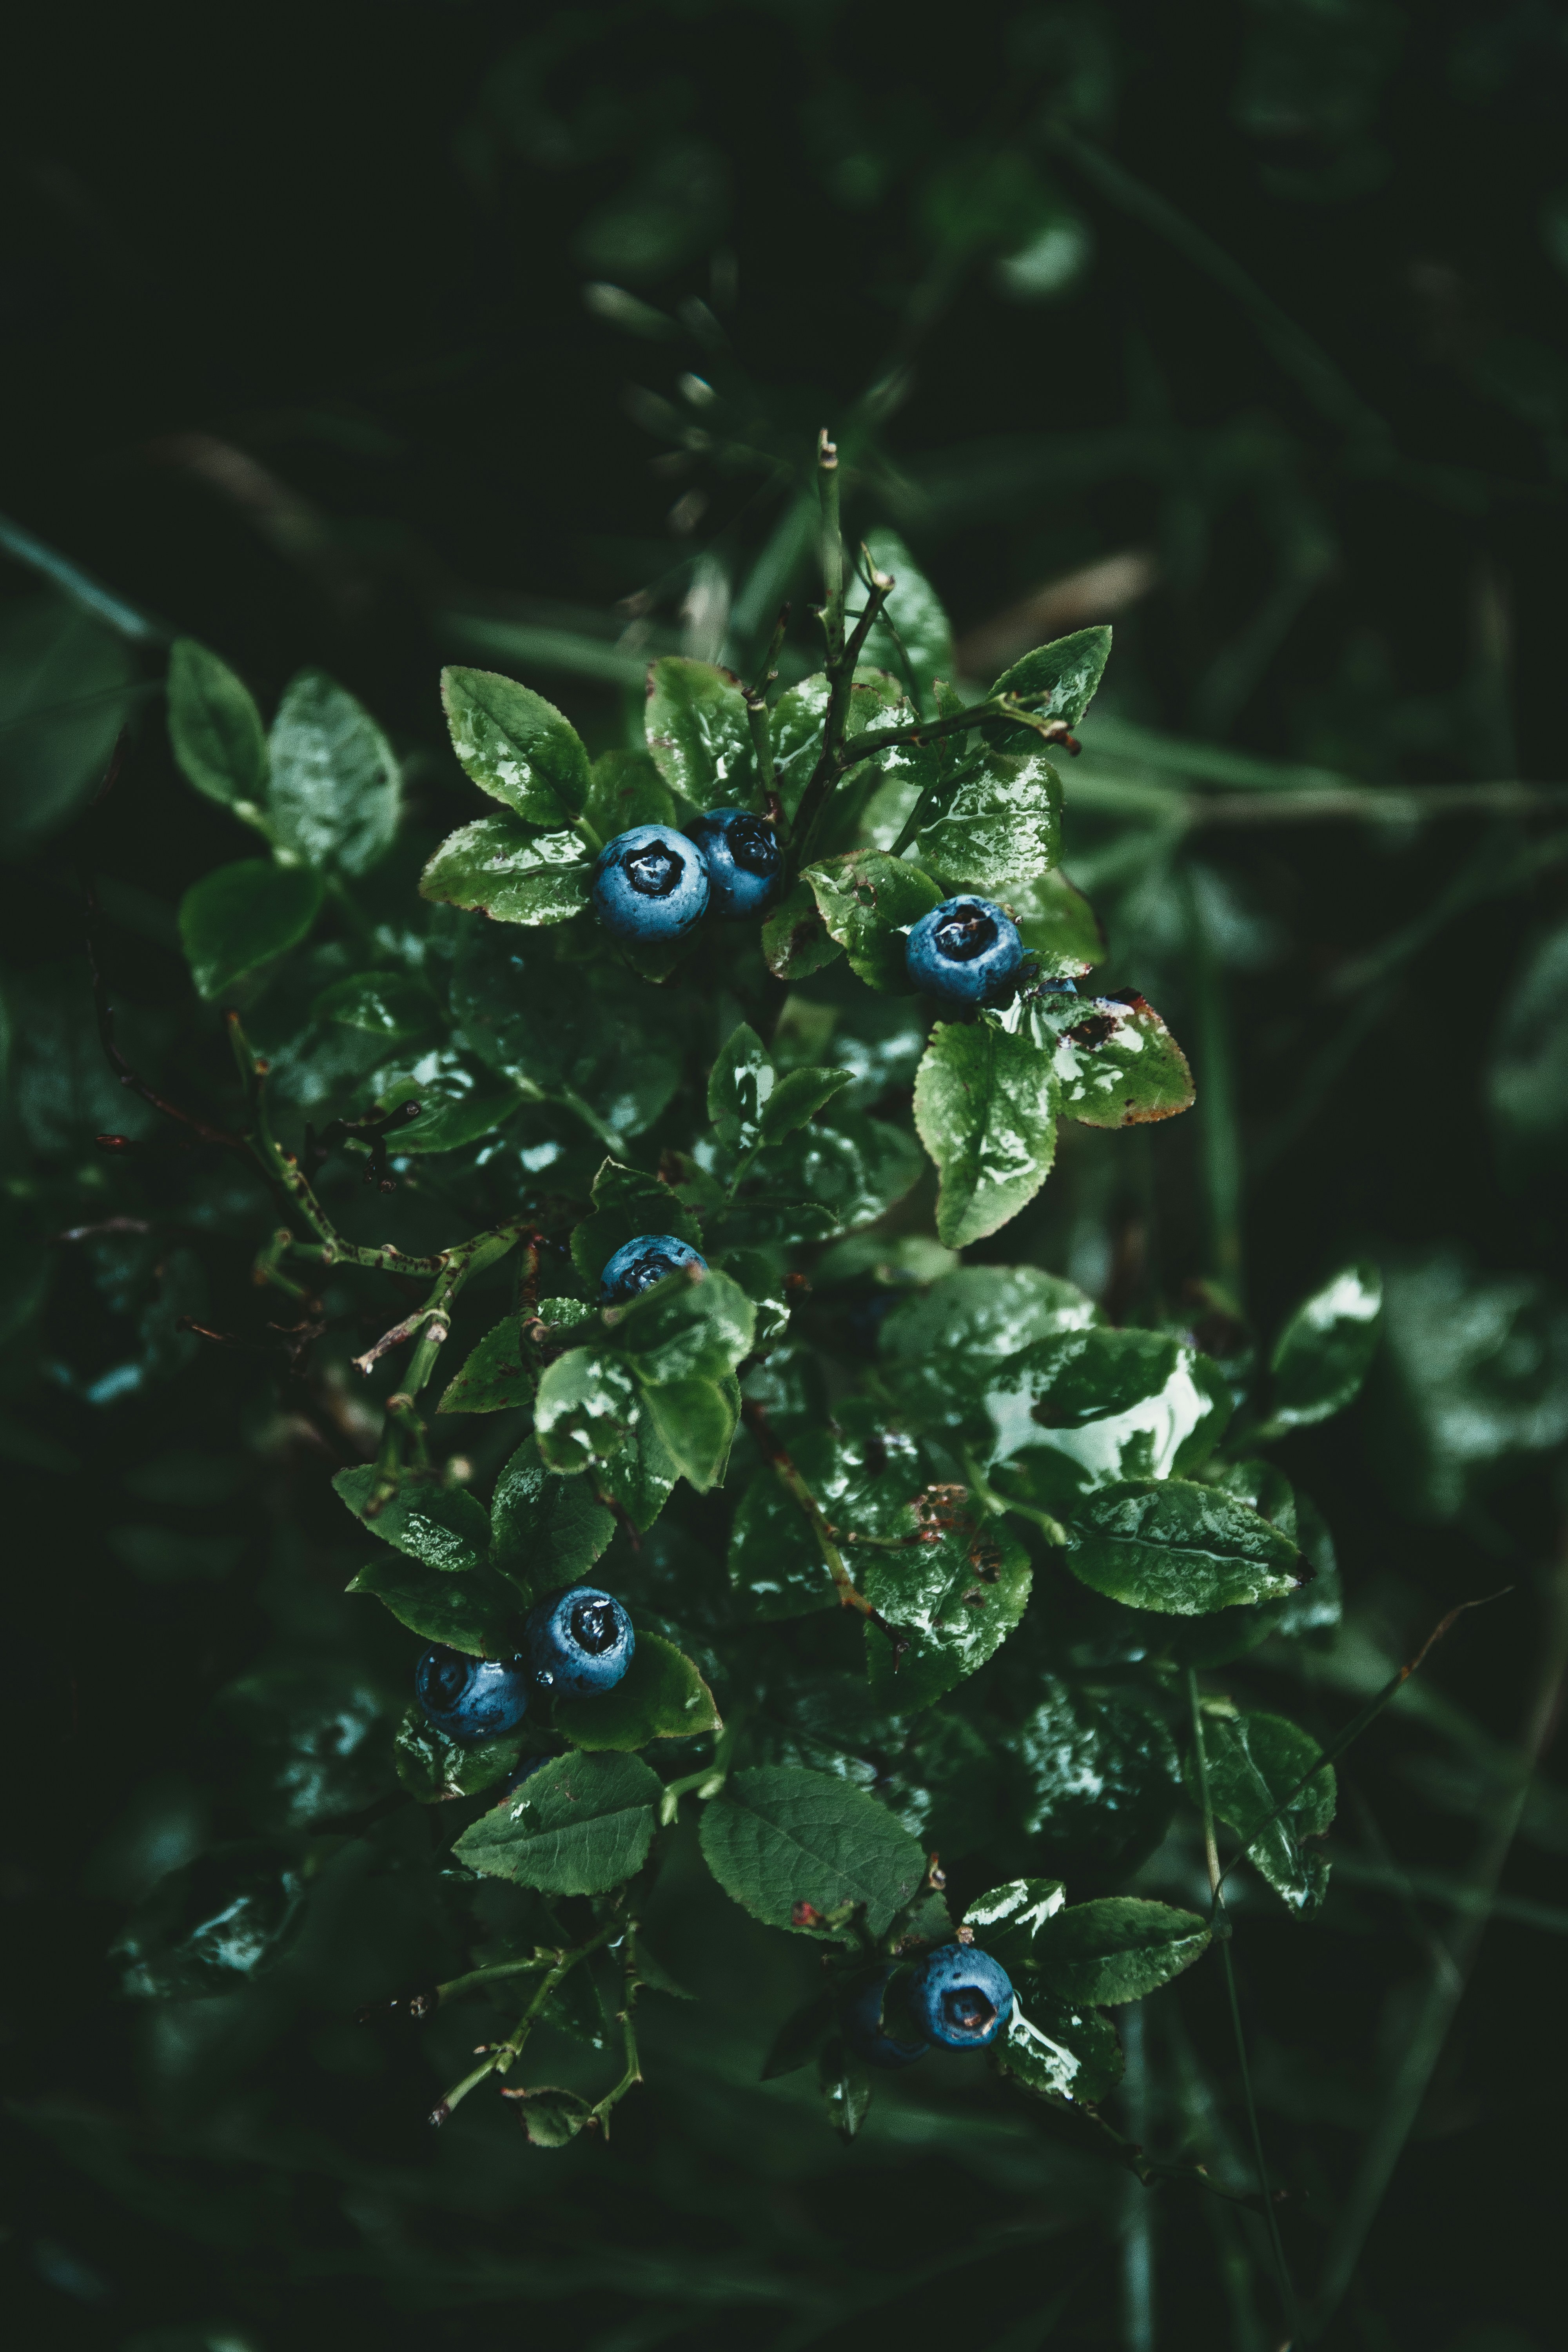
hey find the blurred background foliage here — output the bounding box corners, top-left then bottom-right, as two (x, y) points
(4, 3), (1568, 2348)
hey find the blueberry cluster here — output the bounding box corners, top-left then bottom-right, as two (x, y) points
(843, 1944), (1016, 2069)
(591, 808), (782, 942)
(415, 1585), (637, 1743)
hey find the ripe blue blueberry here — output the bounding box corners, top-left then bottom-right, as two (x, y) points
(415, 1646), (530, 1741)
(687, 807), (782, 918)
(906, 1943), (1014, 2049)
(842, 1968), (928, 2070)
(905, 895), (1024, 1007)
(591, 824), (710, 940)
(599, 1233), (707, 1305)
(526, 1584), (635, 1697)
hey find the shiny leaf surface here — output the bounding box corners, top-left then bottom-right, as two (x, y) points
(442, 664), (590, 823)
(1268, 1260), (1383, 1430)
(1031, 1896), (1210, 2005)
(918, 748), (1062, 893)
(420, 811), (590, 926)
(698, 1764), (928, 1936)
(644, 655), (760, 808)
(1064, 1478), (1303, 1615)
(179, 860), (323, 999)
(166, 637), (267, 808)
(268, 669), (399, 876)
(803, 849), (942, 989)
(1185, 1710), (1336, 1915)
(454, 1751), (662, 1893)
(554, 1631), (720, 1750)
(913, 1013), (1058, 1248)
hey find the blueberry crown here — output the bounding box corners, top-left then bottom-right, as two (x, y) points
(623, 839), (686, 898)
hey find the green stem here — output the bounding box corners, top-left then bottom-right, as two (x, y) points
(1180, 867), (1243, 1302)
(1187, 1670), (1299, 2339)
(817, 430), (844, 665)
(430, 1910), (623, 2127)
(960, 1445), (1068, 1544)
(573, 814), (605, 856)
(591, 1923), (646, 2136)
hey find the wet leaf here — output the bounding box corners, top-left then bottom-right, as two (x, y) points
(720, 1112), (923, 1248)
(312, 969), (437, 1040)
(0, 593), (138, 853)
(862, 1514), (1033, 1712)
(571, 1158), (704, 1289)
(914, 1012), (1058, 1248)
(1007, 867), (1107, 978)
(639, 1372), (737, 1490)
(348, 1551), (520, 1654)
(984, 1327), (1232, 1516)
(803, 849), (942, 990)
(112, 1844), (304, 2000)
(394, 1706), (522, 1802)
(179, 860), (323, 999)
(586, 746), (677, 839)
(333, 1464), (492, 1573)
(698, 1764), (928, 1936)
(962, 1876), (1067, 1971)
(490, 1435), (616, 1599)
(1064, 1479), (1303, 1615)
(438, 1316), (532, 1415)
(645, 655), (760, 809)
(918, 748), (1062, 893)
(1186, 1710), (1336, 1915)
(990, 1985), (1123, 2105)
(761, 877), (842, 980)
(879, 1264), (1101, 1437)
(1031, 1896), (1210, 2005)
(1027, 990), (1194, 1127)
(861, 527), (955, 713)
(420, 811), (590, 926)
(554, 1631), (720, 1751)
(442, 665), (590, 824)
(988, 624), (1112, 752)
(817, 2036), (873, 2141)
(166, 637), (267, 808)
(517, 2087), (595, 2147)
(1267, 1261), (1382, 1431)
(269, 669), (399, 876)
(375, 1052), (527, 1153)
(1002, 1679), (1179, 1882)
(455, 1751), (662, 1894)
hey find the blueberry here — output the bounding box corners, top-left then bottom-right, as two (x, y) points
(842, 1968), (928, 2070)
(599, 1233), (707, 1306)
(415, 1646), (530, 1741)
(906, 1943), (1014, 2049)
(687, 807), (782, 918)
(591, 824), (710, 941)
(526, 1584), (635, 1697)
(905, 895), (1024, 1007)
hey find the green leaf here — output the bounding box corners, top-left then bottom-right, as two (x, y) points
(441, 665), (590, 824)
(984, 1327), (1232, 1517)
(586, 746), (677, 839)
(918, 748), (1062, 893)
(1001, 1680), (1179, 1881)
(490, 1435), (615, 1599)
(0, 593), (138, 853)
(645, 655), (761, 809)
(1185, 1711), (1336, 1916)
(454, 1750), (662, 1894)
(419, 811), (590, 926)
(1031, 1896), (1210, 2005)
(112, 1844), (304, 2001)
(394, 1706), (522, 1802)
(803, 850), (942, 990)
(708, 1022), (773, 1152)
(610, 1267), (755, 1386)
(719, 1111), (924, 1248)
(988, 624), (1112, 753)
(268, 669), (399, 876)
(817, 2036), (873, 2141)
(698, 1764), (929, 1936)
(761, 877), (842, 981)
(454, 920), (683, 1143)
(1267, 1261), (1383, 1431)
(879, 1265), (1101, 1437)
(1007, 868), (1107, 978)
(1027, 991), (1194, 1128)
(990, 1985), (1124, 2105)
(332, 1464), (492, 1573)
(516, 2087), (595, 2148)
(861, 528), (955, 714)
(571, 1158), (704, 1290)
(728, 1431), (849, 1621)
(555, 1631), (720, 1751)
(913, 1013), (1058, 1248)
(437, 1316), (532, 1415)
(760, 1989), (836, 2080)
(348, 1550), (519, 1653)
(962, 1876), (1067, 1964)
(1064, 1478), (1304, 1615)
(638, 1373), (737, 1490)
(178, 860), (323, 999)
(862, 1515), (1033, 1712)
(374, 1055), (526, 1153)
(166, 637), (267, 808)
(311, 970), (436, 1040)
(534, 1348), (641, 1476)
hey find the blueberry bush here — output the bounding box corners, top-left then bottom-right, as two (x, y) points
(9, 9), (1568, 2348)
